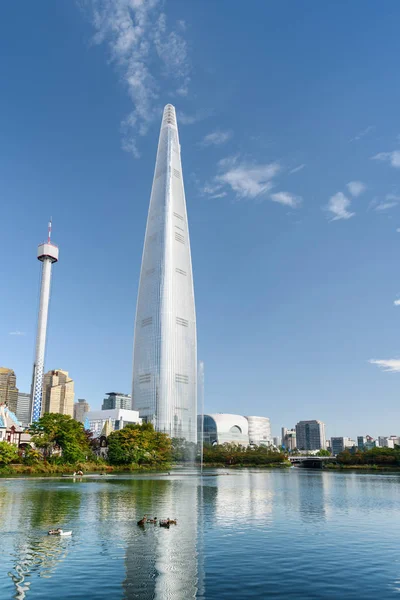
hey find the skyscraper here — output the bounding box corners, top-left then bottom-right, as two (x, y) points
(73, 398), (90, 423)
(132, 104), (197, 442)
(0, 367), (19, 413)
(16, 392), (31, 427)
(295, 420), (326, 451)
(42, 370), (74, 417)
(102, 392), (131, 411)
(30, 221), (59, 422)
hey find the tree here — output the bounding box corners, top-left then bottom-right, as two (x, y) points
(29, 413), (90, 464)
(316, 449), (331, 457)
(171, 437), (197, 462)
(107, 423), (172, 466)
(0, 441), (19, 465)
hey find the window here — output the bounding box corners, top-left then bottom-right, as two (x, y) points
(175, 225), (184, 232)
(176, 317), (188, 327)
(173, 168), (181, 179)
(175, 232), (185, 244)
(175, 268), (187, 276)
(175, 374), (189, 384)
(173, 212), (184, 221)
(230, 425), (242, 434)
(139, 374), (151, 383)
(141, 317), (152, 327)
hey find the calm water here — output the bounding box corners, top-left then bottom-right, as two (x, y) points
(1, 469), (400, 599)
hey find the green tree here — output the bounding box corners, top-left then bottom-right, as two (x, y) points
(29, 413), (90, 464)
(316, 449), (331, 457)
(0, 441), (19, 465)
(107, 423), (172, 466)
(171, 437), (198, 462)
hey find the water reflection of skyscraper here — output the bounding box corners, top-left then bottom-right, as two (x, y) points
(297, 471), (328, 522)
(8, 536), (72, 600)
(123, 477), (204, 600)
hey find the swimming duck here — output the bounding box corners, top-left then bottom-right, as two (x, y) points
(148, 517), (158, 524)
(137, 515), (148, 526)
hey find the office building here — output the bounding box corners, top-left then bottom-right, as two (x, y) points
(357, 436), (366, 450)
(378, 436), (394, 449)
(295, 420), (326, 451)
(16, 392), (31, 427)
(74, 398), (90, 423)
(30, 221), (59, 422)
(132, 104), (197, 442)
(86, 408), (141, 437)
(42, 370), (74, 417)
(330, 437), (355, 456)
(282, 427), (297, 451)
(0, 367), (19, 413)
(102, 392), (131, 411)
(247, 416), (272, 446)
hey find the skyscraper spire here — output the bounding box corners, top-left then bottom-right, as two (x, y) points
(132, 104), (197, 442)
(30, 221), (59, 422)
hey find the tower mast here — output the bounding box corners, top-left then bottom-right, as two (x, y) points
(30, 221), (59, 422)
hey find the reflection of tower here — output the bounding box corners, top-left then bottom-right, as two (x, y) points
(123, 479), (201, 599)
(30, 221), (59, 422)
(132, 105), (197, 442)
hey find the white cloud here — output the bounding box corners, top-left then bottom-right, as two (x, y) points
(369, 359), (400, 373)
(201, 130), (232, 147)
(213, 157), (281, 200)
(373, 194), (400, 211)
(9, 331), (25, 336)
(371, 150), (400, 169)
(394, 299), (400, 306)
(87, 0), (190, 157)
(349, 125), (374, 142)
(396, 228), (400, 233)
(289, 164), (305, 174)
(270, 191), (302, 208)
(346, 181), (366, 197)
(327, 192), (355, 221)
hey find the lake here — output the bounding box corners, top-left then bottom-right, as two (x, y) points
(1, 468), (400, 599)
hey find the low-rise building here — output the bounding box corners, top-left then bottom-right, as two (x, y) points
(198, 413), (272, 447)
(0, 404), (24, 445)
(198, 414), (250, 446)
(86, 408), (141, 438)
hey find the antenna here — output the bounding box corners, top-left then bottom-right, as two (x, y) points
(48, 218), (52, 243)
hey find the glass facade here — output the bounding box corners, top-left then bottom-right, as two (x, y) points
(132, 105), (197, 442)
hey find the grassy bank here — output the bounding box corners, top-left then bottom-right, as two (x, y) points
(324, 463), (400, 472)
(202, 462), (291, 469)
(0, 462), (171, 477)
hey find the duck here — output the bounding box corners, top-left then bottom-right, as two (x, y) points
(137, 515), (148, 526)
(168, 519), (177, 525)
(159, 520), (170, 528)
(147, 517), (158, 524)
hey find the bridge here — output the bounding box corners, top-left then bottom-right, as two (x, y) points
(288, 456), (337, 469)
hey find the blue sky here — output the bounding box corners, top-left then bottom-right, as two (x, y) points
(1, 1), (400, 439)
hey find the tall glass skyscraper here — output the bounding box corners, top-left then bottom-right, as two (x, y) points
(132, 104), (197, 442)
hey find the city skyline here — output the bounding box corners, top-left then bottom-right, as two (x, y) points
(2, 2), (400, 436)
(132, 105), (197, 442)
